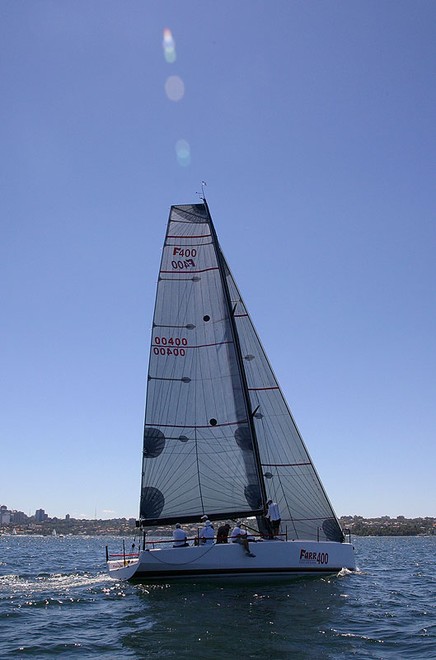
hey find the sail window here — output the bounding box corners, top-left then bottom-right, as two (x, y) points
(140, 486), (165, 519)
(322, 518), (345, 542)
(143, 428), (165, 458)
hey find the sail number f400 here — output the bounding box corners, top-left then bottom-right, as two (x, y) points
(173, 247), (197, 257)
(171, 247), (197, 270)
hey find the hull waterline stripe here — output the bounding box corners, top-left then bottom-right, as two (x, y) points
(117, 565), (346, 580)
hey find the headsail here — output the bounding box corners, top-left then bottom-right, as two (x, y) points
(225, 260), (344, 542)
(139, 204), (264, 525)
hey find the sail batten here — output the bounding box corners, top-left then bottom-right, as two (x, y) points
(144, 421), (248, 429)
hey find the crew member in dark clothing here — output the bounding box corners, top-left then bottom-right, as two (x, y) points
(216, 523), (231, 543)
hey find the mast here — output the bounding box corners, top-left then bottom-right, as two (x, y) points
(202, 197), (268, 510)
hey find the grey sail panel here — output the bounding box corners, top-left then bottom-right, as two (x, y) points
(223, 259), (344, 542)
(140, 204), (263, 524)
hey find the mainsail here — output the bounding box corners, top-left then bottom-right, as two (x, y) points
(139, 204), (264, 525)
(139, 202), (344, 542)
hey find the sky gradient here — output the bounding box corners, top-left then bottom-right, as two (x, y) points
(1, 1), (435, 520)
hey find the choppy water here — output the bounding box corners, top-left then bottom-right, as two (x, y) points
(0, 535), (435, 658)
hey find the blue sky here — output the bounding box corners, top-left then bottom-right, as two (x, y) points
(1, 1), (435, 520)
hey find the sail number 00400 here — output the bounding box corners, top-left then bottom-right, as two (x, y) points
(153, 336), (187, 357)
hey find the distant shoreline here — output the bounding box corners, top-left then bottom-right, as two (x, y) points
(1, 515), (435, 537)
(340, 515), (435, 537)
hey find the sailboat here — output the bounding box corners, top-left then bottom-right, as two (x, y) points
(107, 200), (355, 580)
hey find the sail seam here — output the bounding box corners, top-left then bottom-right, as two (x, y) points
(160, 266), (219, 274)
(165, 240), (213, 247)
(167, 233), (211, 239)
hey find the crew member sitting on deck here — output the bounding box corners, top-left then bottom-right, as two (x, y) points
(199, 519), (215, 544)
(231, 521), (255, 557)
(216, 523), (231, 543)
(173, 523), (189, 548)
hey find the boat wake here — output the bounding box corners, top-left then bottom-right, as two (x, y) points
(0, 570), (110, 595)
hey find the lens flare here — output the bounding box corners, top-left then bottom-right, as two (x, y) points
(162, 28), (176, 63)
(165, 75), (185, 102)
(175, 139), (191, 167)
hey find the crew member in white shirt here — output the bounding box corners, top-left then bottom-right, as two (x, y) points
(266, 499), (281, 537)
(230, 521), (255, 557)
(173, 523), (189, 547)
(199, 519), (215, 544)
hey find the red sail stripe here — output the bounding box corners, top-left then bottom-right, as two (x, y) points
(152, 340), (233, 349)
(261, 462), (312, 467)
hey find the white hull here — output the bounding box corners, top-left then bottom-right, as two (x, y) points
(107, 539), (355, 581)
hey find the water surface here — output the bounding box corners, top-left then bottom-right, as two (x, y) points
(1, 535), (434, 658)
